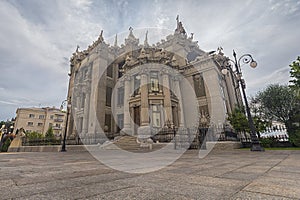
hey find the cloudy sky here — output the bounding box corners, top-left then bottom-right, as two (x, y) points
(0, 0), (299, 120)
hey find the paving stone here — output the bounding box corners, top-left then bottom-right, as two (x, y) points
(0, 149), (299, 199)
(230, 191), (295, 200)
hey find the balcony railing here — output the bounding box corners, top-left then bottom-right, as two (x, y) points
(52, 126), (62, 130)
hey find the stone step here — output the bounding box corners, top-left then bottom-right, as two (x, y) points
(102, 136), (169, 151)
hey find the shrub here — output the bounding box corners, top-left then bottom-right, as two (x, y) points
(25, 131), (44, 140)
(289, 129), (300, 147)
(1, 138), (11, 152)
(260, 137), (276, 148)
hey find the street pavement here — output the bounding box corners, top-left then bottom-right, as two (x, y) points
(0, 149), (299, 199)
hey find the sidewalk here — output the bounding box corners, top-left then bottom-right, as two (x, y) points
(0, 149), (299, 199)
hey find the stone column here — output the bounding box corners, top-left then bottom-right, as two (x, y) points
(173, 76), (185, 127)
(137, 70), (152, 146)
(202, 70), (226, 127)
(121, 75), (132, 135)
(162, 70), (173, 125)
(140, 72), (149, 126)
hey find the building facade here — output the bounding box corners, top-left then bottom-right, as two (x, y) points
(66, 17), (242, 142)
(14, 107), (66, 136)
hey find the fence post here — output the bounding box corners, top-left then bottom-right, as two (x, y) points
(173, 126), (176, 149)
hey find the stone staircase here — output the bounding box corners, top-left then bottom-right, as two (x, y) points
(103, 135), (167, 152)
(114, 136), (141, 150)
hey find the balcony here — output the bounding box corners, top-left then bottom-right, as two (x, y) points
(52, 126), (62, 130)
(54, 119), (63, 122)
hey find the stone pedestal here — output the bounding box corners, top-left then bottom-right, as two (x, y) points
(137, 125), (153, 148)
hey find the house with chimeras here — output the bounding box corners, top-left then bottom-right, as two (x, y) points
(66, 16), (242, 144)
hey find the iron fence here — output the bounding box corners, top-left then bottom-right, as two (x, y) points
(22, 138), (61, 146)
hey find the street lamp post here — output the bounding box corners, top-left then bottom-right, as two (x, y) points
(222, 50), (264, 151)
(60, 98), (71, 152)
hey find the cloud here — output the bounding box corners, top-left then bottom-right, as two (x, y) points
(246, 66), (291, 94)
(0, 0), (299, 120)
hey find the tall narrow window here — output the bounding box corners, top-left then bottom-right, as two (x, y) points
(107, 65), (113, 78)
(117, 87), (124, 106)
(193, 74), (206, 97)
(81, 93), (86, 108)
(134, 74), (141, 96)
(84, 68), (89, 79)
(117, 114), (124, 132)
(105, 114), (111, 132)
(118, 61), (125, 78)
(150, 72), (159, 92)
(106, 87), (112, 107)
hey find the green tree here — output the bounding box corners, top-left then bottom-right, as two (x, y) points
(254, 84), (300, 146)
(253, 116), (269, 134)
(289, 57), (300, 146)
(255, 84), (297, 124)
(289, 56), (300, 96)
(45, 127), (54, 139)
(227, 107), (249, 137)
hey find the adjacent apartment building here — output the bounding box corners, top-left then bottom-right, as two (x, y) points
(14, 107), (66, 136)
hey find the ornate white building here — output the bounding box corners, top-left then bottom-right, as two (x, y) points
(66, 16), (242, 143)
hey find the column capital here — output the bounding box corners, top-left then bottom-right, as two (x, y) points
(172, 74), (183, 82)
(139, 67), (149, 75)
(123, 74), (131, 81)
(161, 67), (170, 75)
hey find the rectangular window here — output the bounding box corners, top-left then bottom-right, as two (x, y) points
(150, 72), (159, 92)
(107, 65), (113, 78)
(38, 123), (43, 126)
(106, 87), (112, 107)
(49, 123), (53, 128)
(39, 115), (45, 119)
(29, 114), (35, 118)
(151, 105), (161, 127)
(105, 114), (111, 132)
(50, 115), (54, 120)
(193, 74), (206, 97)
(27, 122), (33, 126)
(56, 124), (61, 128)
(117, 87), (124, 106)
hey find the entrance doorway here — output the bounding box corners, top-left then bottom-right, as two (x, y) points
(133, 106), (140, 134)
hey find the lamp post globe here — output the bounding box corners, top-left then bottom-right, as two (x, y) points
(250, 60), (257, 68)
(221, 68), (228, 75)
